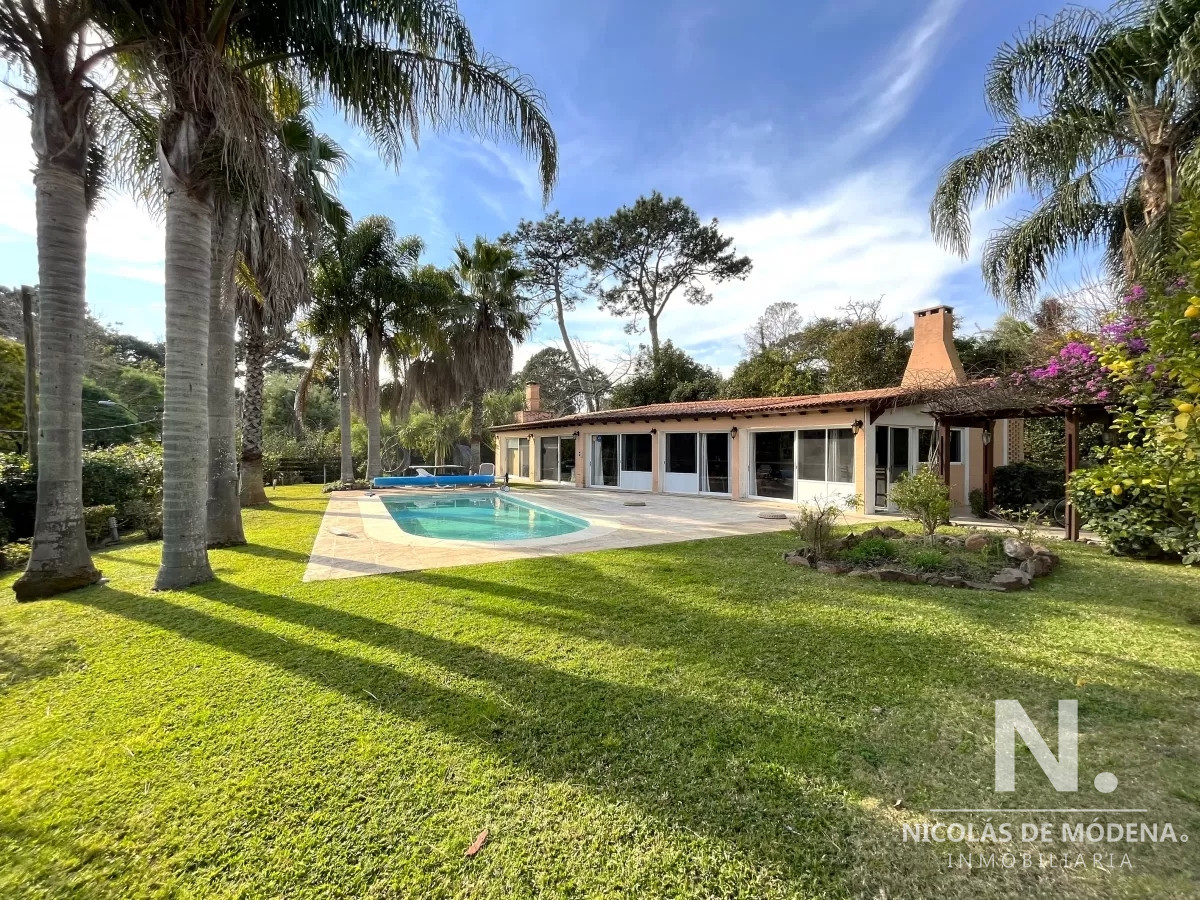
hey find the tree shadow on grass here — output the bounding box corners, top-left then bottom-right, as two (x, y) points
(0, 627), (83, 689)
(65, 566), (1200, 892)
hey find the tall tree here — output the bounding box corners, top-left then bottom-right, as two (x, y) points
(609, 342), (724, 408)
(1, 2), (119, 598)
(588, 192), (751, 356)
(99, 0), (557, 588)
(507, 213), (596, 409)
(930, 1), (1200, 308)
(449, 237), (530, 469)
(743, 301), (803, 355)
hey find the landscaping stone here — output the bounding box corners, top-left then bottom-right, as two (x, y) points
(759, 511), (788, 519)
(1003, 538), (1036, 561)
(817, 561), (853, 575)
(830, 533), (860, 552)
(879, 525), (906, 539)
(964, 533), (990, 552)
(1030, 546), (1061, 569)
(1020, 555), (1055, 578)
(921, 573), (967, 588)
(965, 580), (1008, 592)
(871, 568), (922, 584)
(859, 526), (886, 540)
(991, 567), (1033, 590)
(783, 550), (814, 567)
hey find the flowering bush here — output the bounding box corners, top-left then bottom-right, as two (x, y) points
(1064, 203), (1200, 563)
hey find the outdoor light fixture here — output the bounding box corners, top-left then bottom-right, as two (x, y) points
(650, 428), (657, 435)
(572, 431), (580, 438)
(730, 426), (738, 438)
(983, 428), (993, 446)
(851, 419), (864, 435)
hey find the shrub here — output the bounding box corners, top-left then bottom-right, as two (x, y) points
(968, 488), (987, 517)
(907, 548), (948, 571)
(122, 498), (163, 541)
(994, 462), (1064, 509)
(83, 505), (118, 546)
(789, 497), (849, 557)
(83, 443), (163, 511)
(0, 453), (38, 540)
(889, 467), (951, 543)
(839, 536), (897, 565)
(0, 539), (31, 572)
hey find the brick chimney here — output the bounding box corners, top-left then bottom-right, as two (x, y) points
(901, 305), (966, 387)
(514, 381), (553, 424)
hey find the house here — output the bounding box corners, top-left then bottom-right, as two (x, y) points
(493, 306), (1024, 515)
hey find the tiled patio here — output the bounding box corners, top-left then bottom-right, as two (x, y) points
(302, 487), (846, 581)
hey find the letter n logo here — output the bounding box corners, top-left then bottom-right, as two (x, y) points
(994, 700), (1078, 792)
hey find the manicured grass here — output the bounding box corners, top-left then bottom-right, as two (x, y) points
(2, 485), (1198, 899)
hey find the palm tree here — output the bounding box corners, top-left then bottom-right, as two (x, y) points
(217, 104), (346, 523)
(449, 237), (529, 470)
(96, 0), (557, 588)
(1, 2), (118, 598)
(307, 237), (363, 486)
(930, 1), (1200, 308)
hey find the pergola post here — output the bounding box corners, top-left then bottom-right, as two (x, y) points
(982, 420), (994, 512)
(938, 419), (952, 486)
(1064, 410), (1080, 541)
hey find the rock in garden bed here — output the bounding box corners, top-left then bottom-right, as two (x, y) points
(784, 528), (1061, 593)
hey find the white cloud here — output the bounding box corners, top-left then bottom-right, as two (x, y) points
(554, 163), (977, 373)
(839, 0), (963, 149)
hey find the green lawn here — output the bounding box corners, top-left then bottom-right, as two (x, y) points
(2, 486), (1198, 899)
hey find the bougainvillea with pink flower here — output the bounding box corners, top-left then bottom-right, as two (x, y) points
(1060, 204), (1200, 564)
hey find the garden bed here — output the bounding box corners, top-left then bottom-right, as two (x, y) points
(783, 525), (1060, 592)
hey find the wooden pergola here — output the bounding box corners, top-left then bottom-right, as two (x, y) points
(926, 392), (1111, 541)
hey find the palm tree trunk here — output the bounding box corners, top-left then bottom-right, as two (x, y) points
(239, 326), (269, 506)
(365, 330), (382, 480)
(13, 165), (101, 601)
(20, 286), (38, 466)
(206, 208), (245, 547)
(469, 391), (484, 471)
(554, 287), (592, 412)
(338, 333), (354, 483)
(156, 187), (214, 590)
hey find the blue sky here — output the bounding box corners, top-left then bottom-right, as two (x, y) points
(0, 0), (1106, 373)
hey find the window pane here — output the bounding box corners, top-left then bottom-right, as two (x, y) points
(754, 431), (794, 498)
(559, 438), (576, 483)
(701, 433), (729, 492)
(874, 426), (888, 469)
(827, 428), (855, 483)
(666, 433), (698, 473)
(519, 438), (530, 478)
(540, 438), (559, 481)
(797, 430), (826, 481)
(917, 428), (933, 464)
(890, 427), (909, 470)
(622, 434), (652, 472)
(506, 438), (519, 477)
(949, 429), (963, 463)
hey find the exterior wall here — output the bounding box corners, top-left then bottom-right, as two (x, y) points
(497, 404), (992, 515)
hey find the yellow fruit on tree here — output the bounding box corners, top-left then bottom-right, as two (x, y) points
(1179, 402), (1196, 414)
(1186, 305), (1200, 319)
(1112, 484), (1123, 496)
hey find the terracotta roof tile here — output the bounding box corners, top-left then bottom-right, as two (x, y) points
(493, 384), (926, 431)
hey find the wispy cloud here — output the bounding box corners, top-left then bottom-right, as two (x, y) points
(838, 0), (963, 150)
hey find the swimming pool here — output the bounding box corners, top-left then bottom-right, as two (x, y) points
(381, 492), (589, 542)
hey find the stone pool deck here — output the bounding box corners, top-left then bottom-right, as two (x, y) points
(303, 487), (847, 581)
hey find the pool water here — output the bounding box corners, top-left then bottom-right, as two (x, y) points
(382, 492), (589, 541)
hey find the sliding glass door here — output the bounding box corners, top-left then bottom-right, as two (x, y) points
(539, 436), (577, 483)
(664, 432), (730, 494)
(591, 435), (618, 486)
(753, 428), (855, 501)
